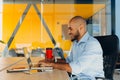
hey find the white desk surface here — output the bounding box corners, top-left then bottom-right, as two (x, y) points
(0, 57), (69, 80)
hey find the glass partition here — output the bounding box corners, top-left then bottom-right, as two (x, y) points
(0, 0), (113, 57)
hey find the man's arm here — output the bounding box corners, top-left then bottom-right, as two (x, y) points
(38, 60), (72, 73)
(52, 63), (72, 72)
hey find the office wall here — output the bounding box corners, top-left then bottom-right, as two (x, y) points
(2, 4), (73, 50)
(0, 3), (3, 40)
(2, 4), (104, 50)
(116, 0), (120, 50)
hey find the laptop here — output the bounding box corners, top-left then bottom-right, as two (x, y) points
(7, 47), (53, 73)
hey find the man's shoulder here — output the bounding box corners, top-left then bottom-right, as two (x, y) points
(84, 36), (103, 54)
(86, 36), (101, 48)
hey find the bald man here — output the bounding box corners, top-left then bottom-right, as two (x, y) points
(38, 16), (104, 80)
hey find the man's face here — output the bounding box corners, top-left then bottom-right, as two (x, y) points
(68, 22), (80, 41)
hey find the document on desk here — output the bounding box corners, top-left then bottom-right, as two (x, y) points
(31, 66), (53, 71)
(7, 66), (53, 73)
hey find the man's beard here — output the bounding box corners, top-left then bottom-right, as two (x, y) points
(71, 30), (80, 42)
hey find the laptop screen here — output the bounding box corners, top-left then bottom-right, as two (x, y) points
(23, 47), (33, 69)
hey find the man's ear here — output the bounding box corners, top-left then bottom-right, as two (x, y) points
(78, 27), (81, 33)
(78, 25), (82, 31)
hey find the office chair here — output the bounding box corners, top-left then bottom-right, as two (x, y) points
(95, 35), (119, 80)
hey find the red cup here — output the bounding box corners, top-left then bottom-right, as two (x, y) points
(46, 48), (53, 59)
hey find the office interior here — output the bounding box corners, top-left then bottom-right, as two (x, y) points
(0, 0), (120, 80)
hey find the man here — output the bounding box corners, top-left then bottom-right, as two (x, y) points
(38, 16), (104, 80)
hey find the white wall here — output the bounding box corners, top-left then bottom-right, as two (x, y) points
(116, 0), (120, 50)
(0, 1), (3, 40)
(116, 0), (120, 34)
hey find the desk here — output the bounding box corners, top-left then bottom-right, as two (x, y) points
(0, 57), (69, 80)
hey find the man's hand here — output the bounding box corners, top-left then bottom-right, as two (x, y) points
(39, 61), (52, 67)
(37, 59), (52, 67)
(37, 59), (72, 73)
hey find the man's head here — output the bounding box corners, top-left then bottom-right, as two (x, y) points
(68, 16), (87, 41)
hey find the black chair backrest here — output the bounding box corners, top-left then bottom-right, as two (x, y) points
(95, 35), (119, 80)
